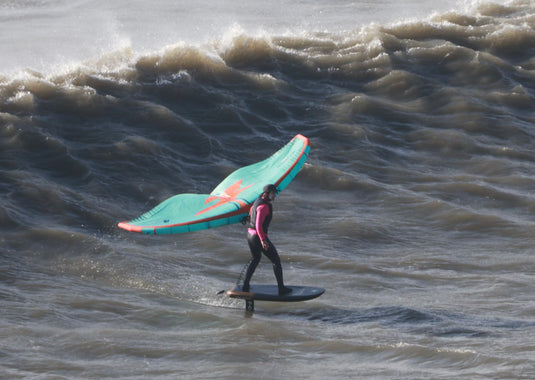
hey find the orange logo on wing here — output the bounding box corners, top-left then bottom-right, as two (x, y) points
(195, 180), (254, 216)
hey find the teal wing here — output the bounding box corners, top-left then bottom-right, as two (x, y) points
(117, 193), (248, 234)
(210, 134), (310, 201)
(118, 134), (310, 235)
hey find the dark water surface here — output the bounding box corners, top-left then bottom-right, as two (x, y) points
(1, 0), (535, 378)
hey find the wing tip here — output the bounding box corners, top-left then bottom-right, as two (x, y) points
(118, 221), (143, 233)
(294, 133), (309, 144)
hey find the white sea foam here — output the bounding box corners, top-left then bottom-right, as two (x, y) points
(0, 0), (512, 75)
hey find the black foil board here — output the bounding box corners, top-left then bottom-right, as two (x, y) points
(227, 285), (325, 302)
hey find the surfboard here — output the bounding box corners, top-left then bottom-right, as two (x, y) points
(227, 285), (325, 302)
(226, 284), (325, 311)
(118, 134), (310, 235)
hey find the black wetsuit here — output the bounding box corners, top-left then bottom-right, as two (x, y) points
(243, 196), (287, 293)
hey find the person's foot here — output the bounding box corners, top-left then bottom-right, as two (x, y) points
(279, 286), (292, 295)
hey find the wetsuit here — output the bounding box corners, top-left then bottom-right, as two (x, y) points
(242, 196), (288, 293)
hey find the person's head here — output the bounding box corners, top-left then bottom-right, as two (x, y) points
(263, 184), (277, 201)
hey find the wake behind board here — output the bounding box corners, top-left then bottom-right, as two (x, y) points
(227, 285), (325, 311)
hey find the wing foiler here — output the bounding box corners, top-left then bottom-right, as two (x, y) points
(118, 134), (310, 234)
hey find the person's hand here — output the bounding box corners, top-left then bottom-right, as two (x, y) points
(261, 240), (270, 251)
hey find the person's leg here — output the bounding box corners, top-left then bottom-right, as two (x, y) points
(263, 239), (292, 295)
(243, 233), (262, 292)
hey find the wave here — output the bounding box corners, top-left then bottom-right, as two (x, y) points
(0, 0), (534, 249)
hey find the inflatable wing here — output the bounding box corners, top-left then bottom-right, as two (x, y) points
(118, 134), (310, 234)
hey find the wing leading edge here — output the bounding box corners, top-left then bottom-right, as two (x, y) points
(118, 134), (310, 235)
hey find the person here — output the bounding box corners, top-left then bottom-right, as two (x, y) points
(242, 184), (292, 295)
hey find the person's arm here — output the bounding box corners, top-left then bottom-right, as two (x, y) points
(255, 203), (269, 244)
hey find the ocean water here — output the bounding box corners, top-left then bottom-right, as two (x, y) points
(1, 0), (535, 378)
